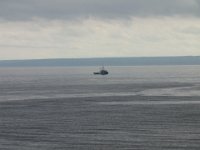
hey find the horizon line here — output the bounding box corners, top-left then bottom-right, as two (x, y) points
(0, 55), (199, 62)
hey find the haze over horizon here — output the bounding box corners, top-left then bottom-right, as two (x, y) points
(0, 0), (200, 60)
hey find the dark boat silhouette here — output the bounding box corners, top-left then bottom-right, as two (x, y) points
(93, 66), (109, 75)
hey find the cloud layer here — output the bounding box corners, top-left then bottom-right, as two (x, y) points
(0, 0), (200, 59)
(0, 17), (200, 59)
(0, 0), (200, 20)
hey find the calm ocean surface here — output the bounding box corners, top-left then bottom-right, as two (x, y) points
(0, 66), (200, 149)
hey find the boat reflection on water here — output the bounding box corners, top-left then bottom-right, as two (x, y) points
(93, 66), (109, 75)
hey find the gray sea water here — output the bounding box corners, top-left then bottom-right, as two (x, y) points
(0, 66), (200, 149)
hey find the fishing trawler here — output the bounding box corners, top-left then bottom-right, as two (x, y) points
(93, 66), (109, 75)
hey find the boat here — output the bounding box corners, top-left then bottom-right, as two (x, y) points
(93, 66), (109, 75)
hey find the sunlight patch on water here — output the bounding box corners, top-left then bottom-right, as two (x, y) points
(1, 85), (200, 102)
(98, 100), (200, 105)
(140, 86), (200, 97)
(0, 92), (138, 102)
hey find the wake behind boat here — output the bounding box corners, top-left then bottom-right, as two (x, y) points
(93, 66), (109, 75)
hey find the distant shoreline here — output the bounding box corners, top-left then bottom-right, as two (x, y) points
(0, 56), (200, 67)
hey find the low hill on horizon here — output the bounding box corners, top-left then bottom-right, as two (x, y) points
(0, 56), (200, 67)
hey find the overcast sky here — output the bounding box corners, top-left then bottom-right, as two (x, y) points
(0, 0), (200, 60)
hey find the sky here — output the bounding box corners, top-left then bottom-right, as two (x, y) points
(0, 0), (200, 60)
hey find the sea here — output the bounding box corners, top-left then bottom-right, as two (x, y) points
(0, 65), (200, 150)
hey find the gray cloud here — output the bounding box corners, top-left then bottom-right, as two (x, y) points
(0, 0), (200, 20)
